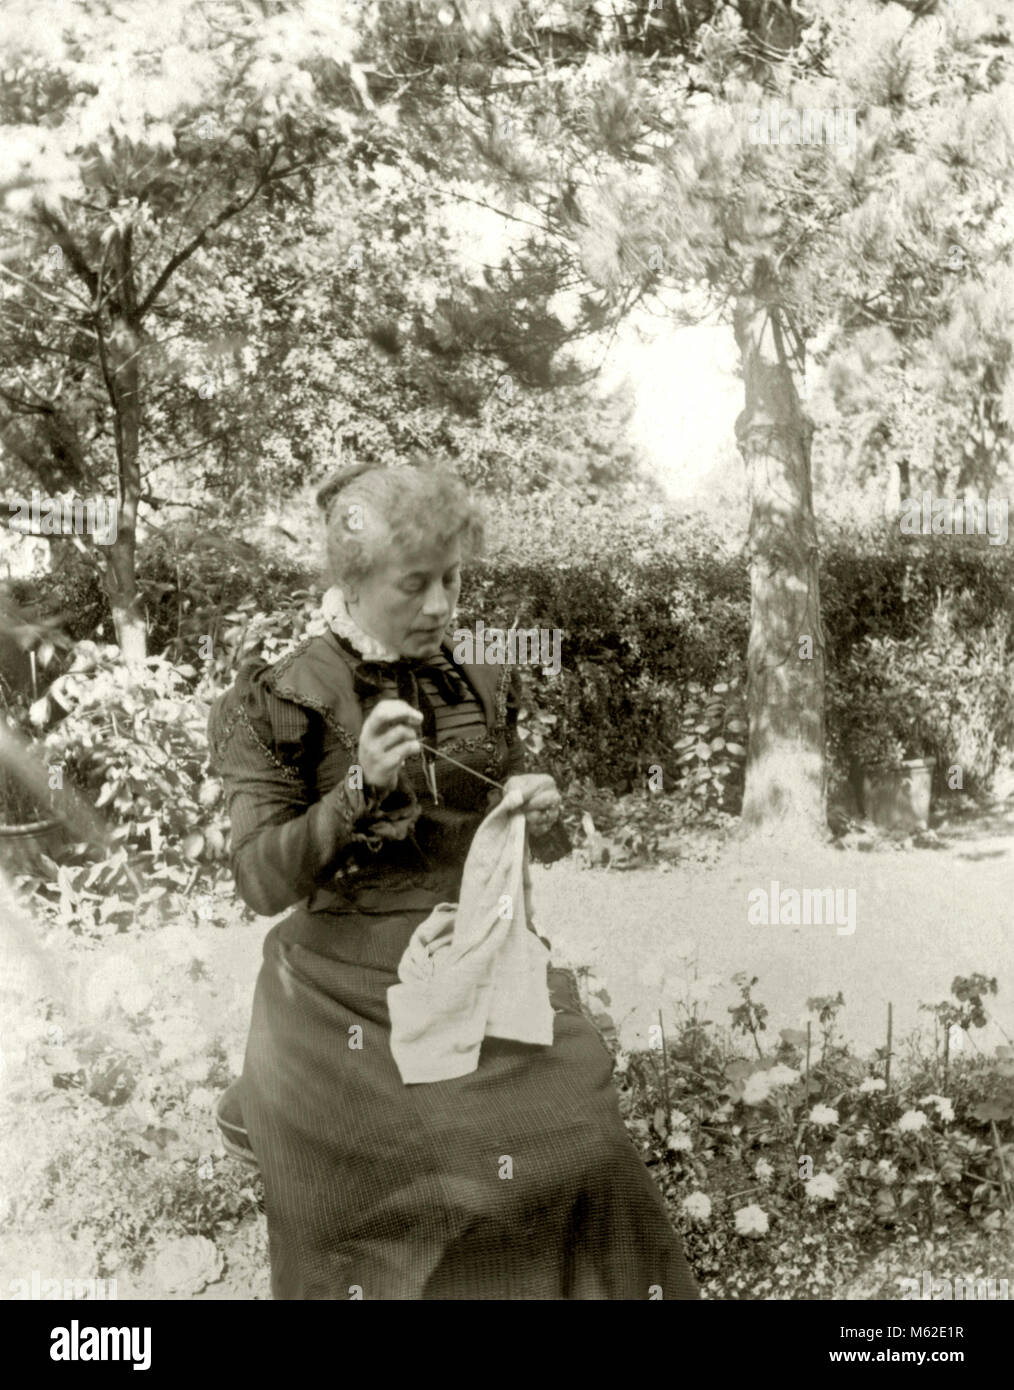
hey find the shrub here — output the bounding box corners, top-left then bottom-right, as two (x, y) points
(826, 597), (1014, 791)
(27, 641), (229, 905)
(15, 507), (1014, 810)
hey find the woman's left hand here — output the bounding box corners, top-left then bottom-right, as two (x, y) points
(497, 773), (562, 837)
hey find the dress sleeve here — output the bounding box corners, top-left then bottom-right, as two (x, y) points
(207, 665), (384, 916)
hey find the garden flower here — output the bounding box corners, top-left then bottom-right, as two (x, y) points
(807, 1104), (839, 1126)
(683, 1192), (712, 1222)
(920, 1095), (955, 1123)
(669, 1109), (691, 1131)
(898, 1109), (929, 1133)
(859, 1077), (886, 1094)
(767, 1064), (801, 1088)
(667, 1131), (693, 1153)
(743, 1073), (772, 1105)
(876, 1159), (898, 1185)
(852, 1127), (872, 1148)
(742, 1064), (800, 1106)
(734, 1204), (769, 1237)
(146, 1235), (223, 1296)
(804, 1172), (839, 1201)
(754, 1158), (775, 1183)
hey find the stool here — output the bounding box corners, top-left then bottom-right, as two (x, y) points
(215, 1080), (260, 1175)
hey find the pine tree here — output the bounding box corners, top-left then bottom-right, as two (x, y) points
(378, 0), (1014, 838)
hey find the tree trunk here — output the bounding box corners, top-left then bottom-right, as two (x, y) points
(105, 520), (145, 666)
(102, 233), (146, 667)
(733, 264), (826, 839)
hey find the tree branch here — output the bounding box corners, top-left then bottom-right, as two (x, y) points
(136, 147), (281, 318)
(33, 204), (99, 300)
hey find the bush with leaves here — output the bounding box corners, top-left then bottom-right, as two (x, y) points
(826, 598), (1014, 791)
(15, 509), (1014, 819)
(672, 675), (748, 817)
(27, 641), (228, 906)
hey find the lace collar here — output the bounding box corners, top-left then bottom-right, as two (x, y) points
(320, 586), (401, 662)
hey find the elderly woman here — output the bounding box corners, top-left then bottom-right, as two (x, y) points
(207, 463), (699, 1301)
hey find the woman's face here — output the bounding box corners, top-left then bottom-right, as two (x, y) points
(346, 531), (462, 659)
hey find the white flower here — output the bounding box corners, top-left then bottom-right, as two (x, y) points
(853, 1127), (872, 1148)
(808, 1104), (839, 1126)
(920, 1094), (955, 1123)
(667, 1131), (693, 1153)
(859, 1077), (886, 1093)
(743, 1064), (799, 1106)
(804, 1172), (839, 1202)
(145, 1235), (223, 1296)
(754, 1158), (775, 1183)
(898, 1109), (929, 1133)
(766, 1064), (801, 1089)
(742, 1072), (772, 1105)
(669, 1109), (691, 1131)
(683, 1192), (712, 1222)
(876, 1159), (898, 1185)
(185, 1086), (215, 1113)
(734, 1203), (769, 1237)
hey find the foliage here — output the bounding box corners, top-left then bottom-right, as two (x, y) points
(560, 780), (734, 872)
(14, 507), (1014, 827)
(672, 675), (748, 817)
(0, 892), (266, 1296)
(25, 641), (228, 906)
(7, 895), (1007, 1301)
(607, 973), (1014, 1299)
(826, 591), (1014, 788)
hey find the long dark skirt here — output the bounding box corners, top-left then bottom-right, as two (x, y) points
(240, 904), (699, 1300)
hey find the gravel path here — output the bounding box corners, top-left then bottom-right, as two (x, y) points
(207, 800), (1014, 1062)
(536, 804), (1014, 1058)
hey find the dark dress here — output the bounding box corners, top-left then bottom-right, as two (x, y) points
(207, 628), (699, 1300)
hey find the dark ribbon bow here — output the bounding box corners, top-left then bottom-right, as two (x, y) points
(350, 650), (471, 743)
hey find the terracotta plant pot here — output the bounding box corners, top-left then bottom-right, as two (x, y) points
(860, 758), (935, 833)
(0, 818), (65, 875)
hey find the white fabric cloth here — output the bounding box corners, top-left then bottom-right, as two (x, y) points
(387, 796), (554, 1084)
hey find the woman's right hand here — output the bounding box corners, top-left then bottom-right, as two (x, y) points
(357, 699), (424, 792)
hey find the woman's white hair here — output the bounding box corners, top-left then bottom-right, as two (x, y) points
(316, 463), (484, 591)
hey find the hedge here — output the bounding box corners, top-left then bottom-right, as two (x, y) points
(11, 503), (1014, 804)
